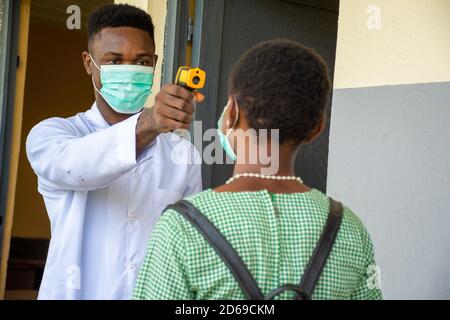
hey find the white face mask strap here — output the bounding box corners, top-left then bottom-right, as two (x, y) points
(91, 76), (101, 95)
(232, 97), (240, 127)
(89, 66), (110, 107)
(225, 97), (240, 137)
(89, 54), (106, 99)
(91, 76), (114, 111)
(89, 53), (101, 71)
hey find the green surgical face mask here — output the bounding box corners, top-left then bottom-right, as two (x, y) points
(217, 98), (239, 161)
(90, 54), (154, 114)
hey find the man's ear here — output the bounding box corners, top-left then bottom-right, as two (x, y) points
(304, 114), (326, 144)
(82, 51), (93, 76)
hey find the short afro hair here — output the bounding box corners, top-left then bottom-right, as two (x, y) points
(229, 39), (331, 144)
(87, 4), (154, 47)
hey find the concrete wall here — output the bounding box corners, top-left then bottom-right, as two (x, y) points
(327, 0), (450, 299)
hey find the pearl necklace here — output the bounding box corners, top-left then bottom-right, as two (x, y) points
(226, 173), (303, 184)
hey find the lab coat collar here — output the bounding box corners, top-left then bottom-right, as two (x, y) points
(85, 102), (111, 131)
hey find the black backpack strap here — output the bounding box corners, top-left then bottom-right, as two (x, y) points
(166, 197), (343, 301)
(166, 200), (265, 300)
(295, 197), (344, 300)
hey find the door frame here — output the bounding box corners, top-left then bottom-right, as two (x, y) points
(191, 0), (225, 189)
(162, 0), (191, 85)
(0, 0), (20, 257)
(0, 0), (30, 299)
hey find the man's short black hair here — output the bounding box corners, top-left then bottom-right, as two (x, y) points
(88, 4), (154, 48)
(229, 39), (331, 144)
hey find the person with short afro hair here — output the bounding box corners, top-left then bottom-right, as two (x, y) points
(229, 39), (331, 144)
(134, 39), (382, 300)
(87, 4), (154, 50)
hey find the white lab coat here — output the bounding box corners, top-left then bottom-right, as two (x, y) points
(26, 103), (202, 299)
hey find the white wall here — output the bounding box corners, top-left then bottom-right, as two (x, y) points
(333, 0), (450, 89)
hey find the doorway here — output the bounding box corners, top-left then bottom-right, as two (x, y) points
(192, 0), (339, 191)
(4, 0), (112, 300)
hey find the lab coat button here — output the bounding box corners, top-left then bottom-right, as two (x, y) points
(128, 213), (137, 222)
(128, 262), (136, 270)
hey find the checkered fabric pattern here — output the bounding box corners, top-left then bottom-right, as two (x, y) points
(133, 188), (382, 300)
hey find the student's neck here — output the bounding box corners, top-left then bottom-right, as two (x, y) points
(233, 141), (298, 176)
(215, 148), (310, 193)
(233, 163), (295, 177)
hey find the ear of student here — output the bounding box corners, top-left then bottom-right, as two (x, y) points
(304, 114), (327, 144)
(226, 96), (238, 128)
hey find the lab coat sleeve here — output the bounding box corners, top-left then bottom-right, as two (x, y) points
(26, 114), (141, 192)
(183, 146), (203, 197)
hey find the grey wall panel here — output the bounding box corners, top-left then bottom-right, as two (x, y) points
(327, 81), (450, 299)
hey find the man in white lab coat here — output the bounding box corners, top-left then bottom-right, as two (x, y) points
(26, 4), (202, 299)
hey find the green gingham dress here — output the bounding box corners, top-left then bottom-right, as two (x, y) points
(133, 188), (382, 300)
